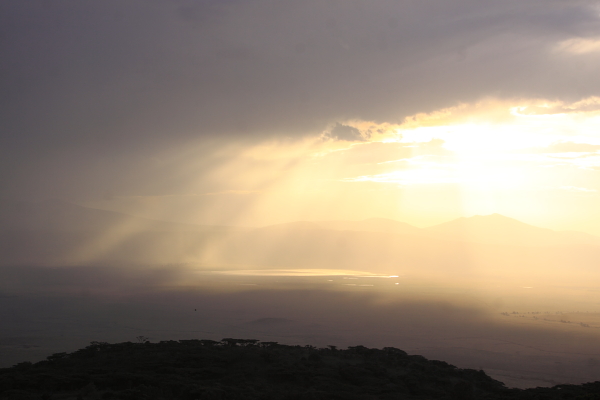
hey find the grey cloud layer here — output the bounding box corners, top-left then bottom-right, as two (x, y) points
(1, 0), (600, 199)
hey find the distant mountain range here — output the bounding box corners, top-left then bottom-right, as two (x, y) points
(423, 213), (599, 246)
(0, 199), (243, 266)
(266, 214), (599, 247)
(1, 200), (599, 274)
(317, 218), (419, 236)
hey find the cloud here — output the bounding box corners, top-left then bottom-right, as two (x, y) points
(326, 123), (368, 142)
(2, 0), (600, 201)
(513, 97), (600, 116)
(560, 186), (598, 193)
(555, 37), (600, 54)
(397, 96), (600, 131)
(318, 139), (451, 172)
(524, 141), (600, 154)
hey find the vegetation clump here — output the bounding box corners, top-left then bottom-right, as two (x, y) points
(1, 339), (599, 399)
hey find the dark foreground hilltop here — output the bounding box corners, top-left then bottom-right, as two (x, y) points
(1, 339), (599, 400)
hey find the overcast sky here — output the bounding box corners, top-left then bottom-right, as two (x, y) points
(2, 0), (600, 230)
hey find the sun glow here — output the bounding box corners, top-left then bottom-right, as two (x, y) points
(83, 97), (600, 235)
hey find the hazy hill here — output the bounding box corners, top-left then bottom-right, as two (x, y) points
(424, 213), (600, 247)
(207, 215), (600, 284)
(210, 227), (477, 274)
(316, 218), (419, 235)
(254, 221), (324, 231)
(206, 224), (600, 282)
(264, 214), (600, 247)
(0, 200), (242, 266)
(1, 200), (599, 276)
(2, 339), (599, 399)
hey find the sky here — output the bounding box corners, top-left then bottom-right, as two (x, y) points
(2, 0), (600, 233)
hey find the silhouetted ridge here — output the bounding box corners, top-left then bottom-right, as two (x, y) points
(2, 339), (599, 399)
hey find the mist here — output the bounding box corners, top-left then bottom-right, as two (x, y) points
(2, 201), (600, 388)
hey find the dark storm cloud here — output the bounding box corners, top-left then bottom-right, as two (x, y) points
(1, 0), (600, 199)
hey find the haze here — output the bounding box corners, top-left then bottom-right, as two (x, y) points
(2, 0), (600, 389)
